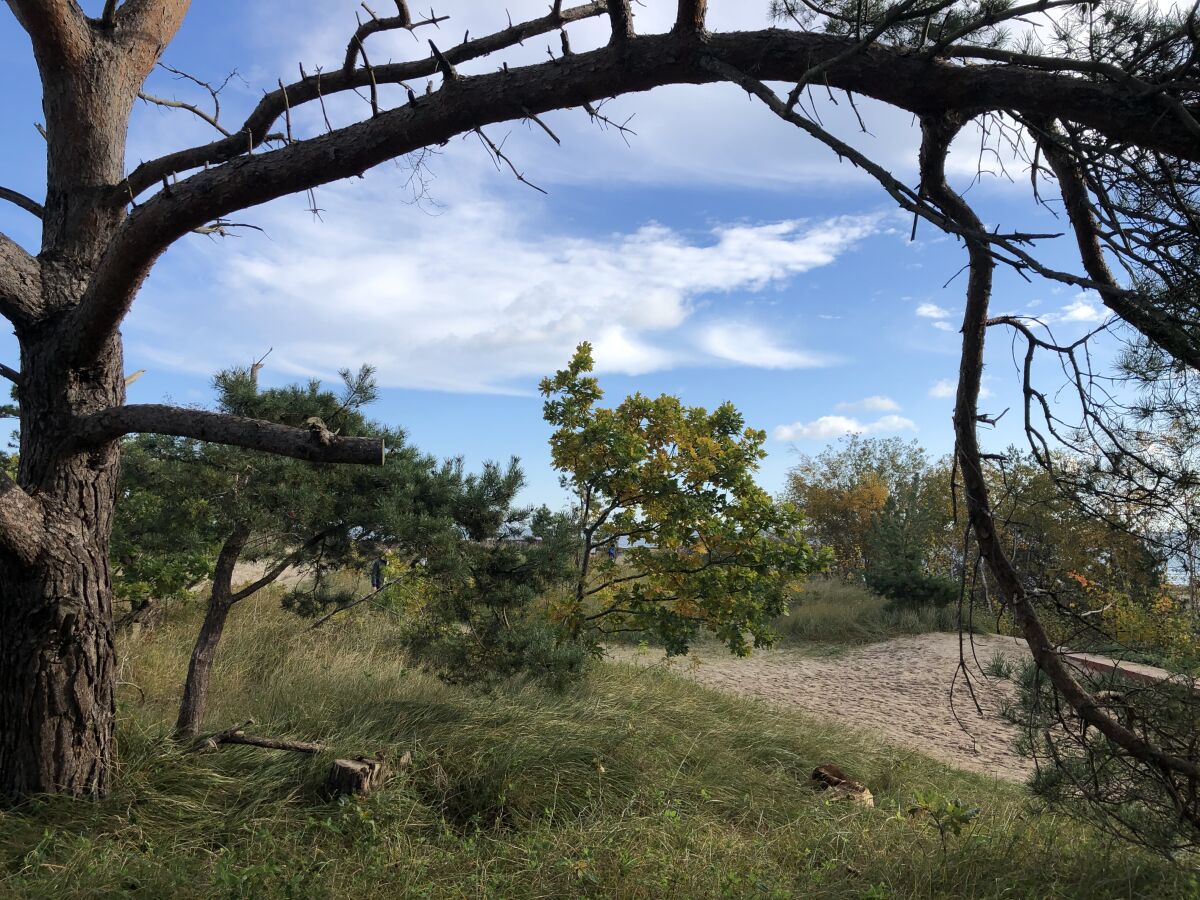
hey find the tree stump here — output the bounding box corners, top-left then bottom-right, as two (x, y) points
(327, 756), (389, 797)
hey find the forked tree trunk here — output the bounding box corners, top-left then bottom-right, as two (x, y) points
(175, 527), (250, 739)
(0, 14), (163, 799)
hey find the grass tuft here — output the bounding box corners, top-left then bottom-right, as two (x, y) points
(773, 578), (982, 647)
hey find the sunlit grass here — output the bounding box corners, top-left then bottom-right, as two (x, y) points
(0, 595), (1190, 898)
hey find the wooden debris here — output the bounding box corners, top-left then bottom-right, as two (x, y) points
(811, 763), (875, 808)
(328, 753), (395, 797)
(193, 720), (326, 755)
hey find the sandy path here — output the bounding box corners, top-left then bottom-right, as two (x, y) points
(608, 632), (1034, 782)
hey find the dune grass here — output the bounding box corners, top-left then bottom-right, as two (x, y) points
(0, 595), (1192, 898)
(772, 578), (986, 647)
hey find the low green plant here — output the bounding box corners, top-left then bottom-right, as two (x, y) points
(905, 790), (982, 856)
(982, 651), (1016, 681)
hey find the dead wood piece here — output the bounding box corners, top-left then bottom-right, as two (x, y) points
(328, 755), (388, 797)
(194, 721), (327, 755)
(811, 763), (875, 808)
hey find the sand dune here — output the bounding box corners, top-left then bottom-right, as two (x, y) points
(609, 632), (1034, 782)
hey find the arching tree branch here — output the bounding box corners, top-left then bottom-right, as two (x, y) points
(120, 1), (610, 199)
(73, 405), (385, 465)
(119, 21), (1200, 204)
(1035, 121), (1200, 371)
(0, 187), (44, 219)
(922, 114), (1200, 783)
(75, 30), (1200, 364)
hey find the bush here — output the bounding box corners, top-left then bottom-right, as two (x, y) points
(869, 569), (959, 610)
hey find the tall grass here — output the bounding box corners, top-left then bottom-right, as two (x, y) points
(0, 595), (1190, 898)
(774, 578), (985, 646)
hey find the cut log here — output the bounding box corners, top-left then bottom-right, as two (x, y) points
(328, 756), (388, 797)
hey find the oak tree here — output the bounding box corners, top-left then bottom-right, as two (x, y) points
(542, 343), (822, 653)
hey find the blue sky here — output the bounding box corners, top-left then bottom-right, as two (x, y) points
(0, 1), (1117, 506)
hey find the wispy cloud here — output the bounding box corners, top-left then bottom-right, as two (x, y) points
(929, 378), (992, 399)
(128, 176), (877, 393)
(835, 395), (900, 413)
(696, 322), (836, 369)
(774, 412), (916, 441)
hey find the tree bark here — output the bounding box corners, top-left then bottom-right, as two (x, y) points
(175, 526), (250, 739)
(0, 4), (191, 800)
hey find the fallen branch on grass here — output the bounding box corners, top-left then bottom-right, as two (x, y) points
(192, 720), (414, 796)
(193, 719), (326, 754)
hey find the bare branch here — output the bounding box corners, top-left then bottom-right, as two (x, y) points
(607, 0), (633, 42)
(428, 39), (459, 82)
(194, 721), (326, 754)
(0, 364), (20, 384)
(0, 187), (44, 219)
(6, 0), (92, 69)
(674, 0), (707, 34)
(1036, 122), (1200, 370)
(137, 91), (231, 137)
(122, 2), (609, 199)
(475, 128), (547, 193)
(0, 232), (43, 326)
(920, 114), (1200, 783)
(343, 4), (449, 72)
(73, 405), (385, 465)
(120, 21), (1200, 204)
(76, 22), (1200, 361)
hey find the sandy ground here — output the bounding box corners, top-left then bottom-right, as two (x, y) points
(608, 632), (1035, 782)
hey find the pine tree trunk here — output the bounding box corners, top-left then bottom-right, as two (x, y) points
(0, 19), (165, 798)
(175, 527), (250, 739)
(0, 331), (125, 799)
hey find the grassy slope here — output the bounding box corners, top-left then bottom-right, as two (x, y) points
(0, 598), (1193, 899)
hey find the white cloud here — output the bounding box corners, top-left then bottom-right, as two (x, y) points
(929, 379), (956, 399)
(774, 413), (916, 441)
(696, 322), (835, 369)
(916, 302), (952, 319)
(128, 176), (877, 393)
(930, 378), (992, 399)
(835, 395), (900, 413)
(932, 321), (956, 332)
(1057, 296), (1106, 323)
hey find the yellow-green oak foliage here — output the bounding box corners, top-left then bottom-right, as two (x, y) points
(541, 343), (826, 655)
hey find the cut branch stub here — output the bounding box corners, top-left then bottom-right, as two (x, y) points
(674, 0), (707, 34)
